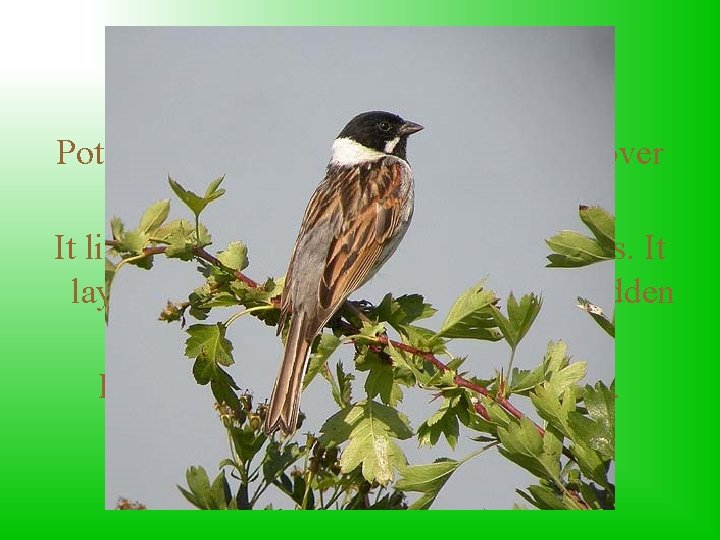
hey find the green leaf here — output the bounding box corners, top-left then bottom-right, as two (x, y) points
(510, 365), (544, 394)
(217, 241), (248, 272)
(104, 258), (116, 324)
(110, 216), (124, 240)
(139, 199), (170, 234)
(576, 297), (615, 338)
(436, 280), (501, 341)
(531, 382), (575, 435)
(332, 361), (354, 409)
(204, 175), (226, 200)
(164, 221), (195, 260)
(115, 229), (148, 254)
(536, 341), (587, 397)
(579, 205), (615, 255)
(374, 293), (437, 334)
(304, 333), (341, 390)
(396, 459), (460, 509)
(497, 416), (565, 486)
(179, 466), (211, 509)
(416, 391), (463, 449)
(262, 440), (302, 483)
(177, 466), (231, 510)
(491, 292), (542, 349)
(517, 484), (567, 510)
(208, 470), (230, 509)
(569, 381), (615, 460)
(400, 325), (447, 356)
(230, 427), (267, 464)
(168, 175), (225, 217)
(356, 349), (403, 407)
(319, 400), (413, 485)
(543, 341), (567, 374)
(385, 343), (430, 387)
(546, 230), (612, 268)
(551, 361), (587, 396)
(571, 439), (610, 488)
(210, 367), (241, 411)
(355, 321), (386, 340)
(185, 323), (235, 367)
(192, 356), (215, 385)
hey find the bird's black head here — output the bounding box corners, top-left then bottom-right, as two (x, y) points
(337, 111), (423, 160)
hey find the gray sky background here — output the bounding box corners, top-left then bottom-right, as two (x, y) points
(106, 27), (614, 510)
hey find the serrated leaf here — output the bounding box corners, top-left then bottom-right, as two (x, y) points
(104, 258), (116, 324)
(356, 321), (386, 340)
(320, 400), (412, 485)
(304, 333), (342, 390)
(168, 176), (206, 216)
(375, 293), (437, 334)
(510, 365), (544, 394)
(507, 292), (542, 346)
(110, 216), (124, 240)
(385, 343), (430, 387)
(192, 356), (215, 385)
(401, 325), (447, 356)
(577, 297), (615, 338)
(139, 199), (170, 234)
(208, 471), (230, 509)
(551, 361), (587, 396)
(115, 229), (148, 254)
(545, 230), (612, 268)
(263, 275), (285, 299)
(436, 280), (501, 341)
(579, 205), (615, 255)
(518, 485), (567, 510)
(334, 361), (354, 409)
(571, 439), (610, 488)
(230, 427), (267, 464)
(531, 382), (574, 434)
(396, 459), (460, 509)
(498, 417), (543, 460)
(540, 425), (563, 480)
(217, 241), (248, 271)
(357, 350), (403, 407)
(543, 341), (569, 378)
(210, 368), (241, 411)
(498, 417), (563, 484)
(169, 175), (225, 218)
(185, 323), (234, 367)
(182, 466), (211, 509)
(204, 175), (226, 199)
(165, 222), (195, 260)
(417, 396), (460, 450)
(492, 292), (542, 350)
(569, 381), (614, 460)
(262, 440), (302, 483)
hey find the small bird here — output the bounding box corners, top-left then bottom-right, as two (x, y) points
(264, 111), (424, 435)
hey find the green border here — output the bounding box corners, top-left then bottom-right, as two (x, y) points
(1, 0), (717, 537)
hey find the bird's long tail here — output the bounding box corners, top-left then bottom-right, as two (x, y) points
(264, 313), (313, 435)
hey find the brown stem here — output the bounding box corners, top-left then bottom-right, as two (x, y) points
(106, 239), (260, 290)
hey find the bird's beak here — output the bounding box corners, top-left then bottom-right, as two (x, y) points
(399, 120), (424, 136)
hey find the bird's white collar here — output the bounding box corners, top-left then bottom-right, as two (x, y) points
(330, 137), (386, 166)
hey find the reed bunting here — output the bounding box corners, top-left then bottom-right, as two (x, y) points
(264, 111), (424, 435)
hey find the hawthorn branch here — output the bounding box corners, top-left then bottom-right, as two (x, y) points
(105, 240), (260, 289)
(107, 238), (575, 462)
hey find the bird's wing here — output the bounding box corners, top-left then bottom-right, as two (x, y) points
(279, 157), (412, 332)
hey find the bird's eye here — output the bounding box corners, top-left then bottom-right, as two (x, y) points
(378, 121), (391, 132)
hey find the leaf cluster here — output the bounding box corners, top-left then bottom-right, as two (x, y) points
(108, 178), (615, 510)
